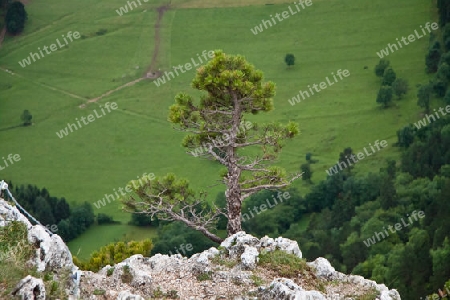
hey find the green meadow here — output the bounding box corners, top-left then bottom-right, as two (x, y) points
(0, 0), (435, 259)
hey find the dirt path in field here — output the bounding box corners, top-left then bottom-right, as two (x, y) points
(79, 4), (169, 108)
(1, 67), (86, 101)
(146, 4), (169, 75)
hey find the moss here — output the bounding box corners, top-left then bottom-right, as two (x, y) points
(258, 250), (308, 278)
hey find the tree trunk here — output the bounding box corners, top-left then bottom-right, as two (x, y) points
(225, 165), (242, 236)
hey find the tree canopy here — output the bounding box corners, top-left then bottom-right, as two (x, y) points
(5, 1), (27, 35)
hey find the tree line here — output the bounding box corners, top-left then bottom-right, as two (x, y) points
(4, 182), (117, 242)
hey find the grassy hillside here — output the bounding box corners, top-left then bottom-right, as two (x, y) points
(0, 0), (435, 258)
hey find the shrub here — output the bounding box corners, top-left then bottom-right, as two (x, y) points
(97, 213), (119, 225)
(73, 239), (153, 272)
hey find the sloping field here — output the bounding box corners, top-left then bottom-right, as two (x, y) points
(0, 0), (434, 258)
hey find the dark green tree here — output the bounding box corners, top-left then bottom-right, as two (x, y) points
(439, 1), (450, 26)
(54, 198), (70, 223)
(376, 86), (393, 108)
(151, 222), (215, 257)
(426, 41), (442, 73)
(128, 212), (158, 226)
(20, 109), (32, 126)
(444, 88), (450, 105)
(438, 62), (450, 83)
(56, 219), (72, 241)
(300, 163), (312, 183)
(34, 196), (55, 226)
(417, 84), (432, 113)
(5, 1), (27, 35)
(396, 125), (415, 148)
(392, 78), (408, 99)
(382, 67), (396, 86)
(375, 59), (390, 77)
(0, 0), (11, 9)
(284, 53), (295, 68)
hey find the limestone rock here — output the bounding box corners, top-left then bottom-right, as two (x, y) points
(11, 275), (46, 300)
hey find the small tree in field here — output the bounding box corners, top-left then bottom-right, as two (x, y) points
(21, 110), (32, 126)
(375, 59), (390, 77)
(122, 51), (302, 243)
(392, 78), (409, 99)
(382, 67), (396, 86)
(376, 86), (393, 108)
(285, 54), (295, 68)
(300, 163), (312, 183)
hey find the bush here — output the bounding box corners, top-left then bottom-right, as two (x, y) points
(73, 239), (153, 272)
(375, 59), (390, 77)
(97, 213), (119, 225)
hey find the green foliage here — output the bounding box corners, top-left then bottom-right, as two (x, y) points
(0, 221), (50, 298)
(73, 239), (153, 272)
(95, 28), (107, 36)
(97, 213), (119, 225)
(438, 0), (450, 25)
(417, 84), (431, 113)
(196, 271), (213, 281)
(376, 86), (393, 108)
(258, 250), (308, 278)
(444, 88), (450, 105)
(382, 67), (396, 86)
(107, 267), (114, 276)
(430, 237), (450, 288)
(152, 222), (216, 257)
(426, 41), (442, 73)
(301, 163), (312, 183)
(128, 212), (158, 226)
(396, 125), (415, 148)
(20, 109), (32, 126)
(392, 78), (409, 99)
(375, 59), (390, 77)
(438, 62), (450, 83)
(356, 288), (379, 300)
(250, 274), (264, 286)
(284, 53), (295, 67)
(431, 79), (447, 97)
(295, 116), (450, 299)
(214, 192), (228, 230)
(5, 182), (93, 243)
(241, 188), (304, 237)
(5, 1), (27, 34)
(152, 286), (179, 298)
(211, 254), (238, 268)
(93, 289), (106, 295)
